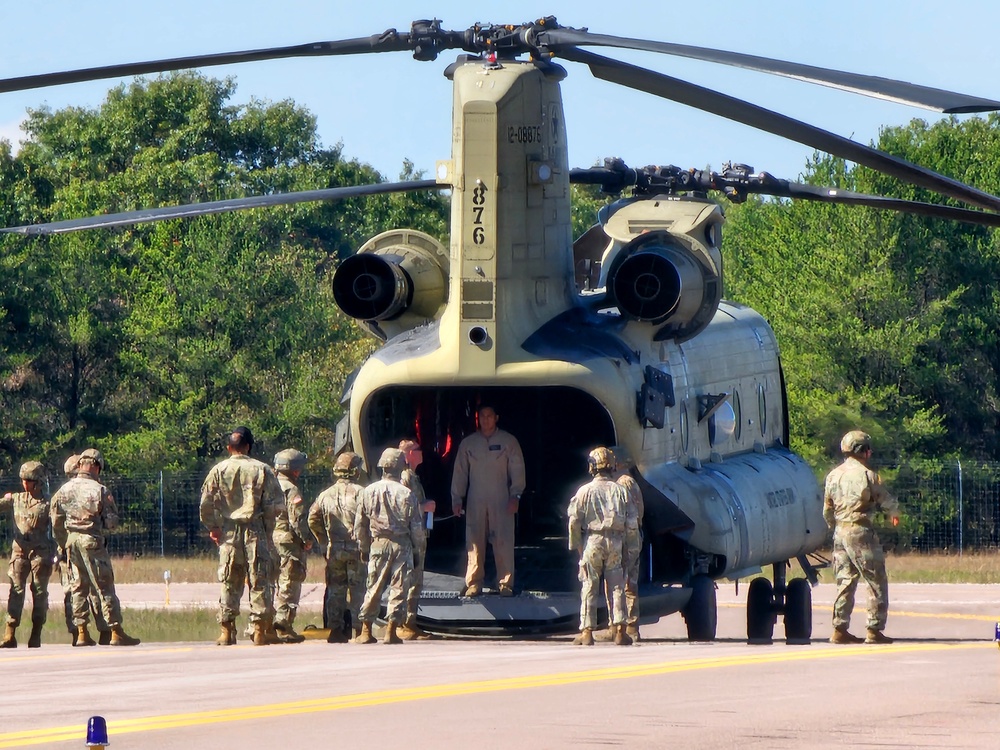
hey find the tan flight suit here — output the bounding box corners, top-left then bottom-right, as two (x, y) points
(451, 429), (525, 591)
(354, 477), (423, 626)
(568, 475), (629, 631)
(200, 454), (284, 626)
(617, 472), (644, 626)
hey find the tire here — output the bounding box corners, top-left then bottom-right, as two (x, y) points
(683, 574), (717, 641)
(746, 577), (775, 644)
(783, 577), (812, 644)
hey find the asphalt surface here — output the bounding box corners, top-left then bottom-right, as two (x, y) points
(1, 582), (998, 749)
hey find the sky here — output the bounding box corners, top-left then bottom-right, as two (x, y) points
(1, 1), (999, 187)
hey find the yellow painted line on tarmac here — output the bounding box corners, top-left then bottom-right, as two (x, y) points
(0, 641), (988, 747)
(721, 601), (1000, 622)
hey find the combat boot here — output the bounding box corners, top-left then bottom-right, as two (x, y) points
(264, 622), (283, 645)
(1, 623), (16, 648)
(75, 624), (97, 647)
(865, 628), (893, 644)
(216, 621), (236, 646)
(98, 630), (113, 646)
(274, 622), (305, 644)
(613, 624), (633, 646)
(355, 622), (376, 644)
(110, 624), (141, 646)
(383, 622), (403, 645)
(28, 619), (44, 649)
(462, 584), (482, 597)
(399, 618), (432, 641)
(252, 622), (268, 646)
(573, 628), (594, 646)
(626, 624), (641, 642)
(326, 626), (349, 644)
(829, 626), (863, 644)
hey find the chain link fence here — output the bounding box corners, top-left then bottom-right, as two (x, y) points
(2, 460), (999, 556)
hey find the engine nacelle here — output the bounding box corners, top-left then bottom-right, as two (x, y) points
(599, 196), (723, 341)
(332, 229), (449, 340)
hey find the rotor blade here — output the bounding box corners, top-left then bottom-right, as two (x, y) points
(540, 28), (1000, 113)
(0, 34), (412, 94)
(0, 180), (439, 236)
(558, 48), (1000, 214)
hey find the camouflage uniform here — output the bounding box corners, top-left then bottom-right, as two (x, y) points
(400, 466), (428, 622)
(617, 472), (644, 628)
(200, 453), (283, 626)
(309, 474), (365, 636)
(50, 473), (125, 630)
(824, 454), (899, 633)
(568, 474), (629, 633)
(273, 458), (311, 633)
(451, 427), (525, 593)
(355, 458), (423, 628)
(1, 474), (55, 633)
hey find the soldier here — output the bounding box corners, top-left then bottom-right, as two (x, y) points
(614, 447), (644, 641)
(200, 426), (283, 646)
(51, 448), (140, 647)
(824, 430), (900, 645)
(353, 448), (423, 645)
(1, 461), (55, 648)
(568, 447), (631, 646)
(272, 448), (312, 643)
(309, 452), (365, 643)
(451, 404), (525, 597)
(57, 455), (111, 646)
(398, 439), (436, 640)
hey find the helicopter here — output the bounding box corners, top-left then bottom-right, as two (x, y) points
(4, 18), (1000, 642)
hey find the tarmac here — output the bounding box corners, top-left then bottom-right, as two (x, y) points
(1, 582), (998, 748)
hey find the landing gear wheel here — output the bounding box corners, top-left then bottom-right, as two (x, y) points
(783, 577), (812, 644)
(746, 577), (775, 644)
(683, 574), (717, 641)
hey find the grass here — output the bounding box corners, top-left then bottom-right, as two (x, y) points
(113, 553), (327, 584)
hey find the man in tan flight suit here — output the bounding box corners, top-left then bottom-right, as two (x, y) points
(354, 448), (423, 645)
(200, 426), (284, 646)
(614, 448), (644, 641)
(309, 452), (366, 643)
(272, 448), (312, 643)
(451, 405), (525, 597)
(568, 447), (631, 646)
(1, 461), (55, 648)
(825, 430), (900, 645)
(398, 439), (436, 639)
(51, 448), (140, 647)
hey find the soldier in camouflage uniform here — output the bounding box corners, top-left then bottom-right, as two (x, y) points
(1, 461), (55, 648)
(824, 430), (900, 645)
(200, 426), (284, 646)
(272, 448), (312, 643)
(51, 448), (140, 647)
(309, 452), (365, 643)
(57, 454), (111, 646)
(398, 439), (436, 640)
(568, 447), (631, 646)
(614, 447), (644, 641)
(353, 448), (423, 645)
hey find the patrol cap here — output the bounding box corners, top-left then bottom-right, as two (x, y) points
(63, 454), (81, 476)
(79, 448), (105, 471)
(274, 448), (307, 472)
(334, 451), (362, 479)
(377, 447), (406, 473)
(587, 446), (616, 473)
(840, 430), (872, 456)
(19, 461), (46, 482)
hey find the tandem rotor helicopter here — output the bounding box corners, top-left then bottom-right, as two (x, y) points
(4, 17), (1000, 642)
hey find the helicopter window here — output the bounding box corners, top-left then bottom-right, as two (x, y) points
(708, 400), (737, 447)
(757, 383), (767, 437)
(732, 389), (742, 442)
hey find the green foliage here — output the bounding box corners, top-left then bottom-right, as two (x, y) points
(0, 73), (444, 475)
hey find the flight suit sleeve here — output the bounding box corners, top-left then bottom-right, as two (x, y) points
(451, 443), (470, 509)
(507, 436), (526, 498)
(102, 489), (120, 532)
